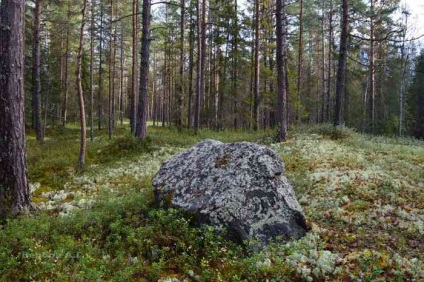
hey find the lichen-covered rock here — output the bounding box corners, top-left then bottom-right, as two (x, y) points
(152, 139), (308, 245)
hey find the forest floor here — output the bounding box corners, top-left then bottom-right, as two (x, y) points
(0, 124), (423, 281)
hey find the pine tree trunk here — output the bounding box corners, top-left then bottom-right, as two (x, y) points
(326, 2), (333, 122)
(253, 0), (260, 131)
(120, 25), (125, 126)
(177, 0), (185, 132)
(90, 0), (95, 141)
(135, 0), (151, 138)
(131, 0), (138, 133)
(276, 0), (287, 141)
(320, 13), (326, 123)
(32, 0), (43, 141)
(0, 0), (31, 219)
(369, 0), (375, 133)
(188, 14), (194, 128)
(62, 1), (71, 127)
(194, 0), (203, 134)
(76, 0), (88, 171)
(296, 0), (303, 123)
(232, 0), (238, 129)
(334, 0), (348, 126)
(98, 2), (104, 130)
(108, 0), (115, 139)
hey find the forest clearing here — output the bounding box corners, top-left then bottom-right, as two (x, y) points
(1, 124), (423, 280)
(1, 0), (424, 280)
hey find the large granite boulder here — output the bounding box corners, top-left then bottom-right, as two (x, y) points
(152, 139), (308, 245)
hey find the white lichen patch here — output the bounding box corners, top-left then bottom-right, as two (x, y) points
(31, 146), (184, 216)
(271, 133), (423, 278)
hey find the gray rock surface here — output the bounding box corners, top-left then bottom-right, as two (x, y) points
(152, 139), (308, 245)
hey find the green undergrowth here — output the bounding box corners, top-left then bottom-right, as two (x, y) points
(0, 187), (305, 281)
(26, 124), (269, 192)
(3, 123), (422, 280)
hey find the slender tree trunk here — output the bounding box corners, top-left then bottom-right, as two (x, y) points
(320, 13), (326, 123)
(32, 0), (43, 141)
(326, 2), (333, 122)
(76, 0), (88, 171)
(253, 0), (260, 131)
(201, 0), (207, 127)
(98, 2), (104, 129)
(232, 0), (238, 129)
(135, 0), (151, 138)
(398, 12), (408, 137)
(90, 0), (95, 141)
(177, 0), (185, 132)
(369, 0), (375, 133)
(108, 0), (115, 139)
(62, 1), (71, 127)
(296, 0), (303, 123)
(188, 14), (194, 128)
(276, 0), (287, 141)
(194, 0), (203, 134)
(131, 0), (138, 133)
(0, 0), (31, 219)
(334, 0), (348, 126)
(120, 25), (125, 126)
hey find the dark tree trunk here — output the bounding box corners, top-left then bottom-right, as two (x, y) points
(62, 1), (71, 127)
(253, 0), (260, 131)
(98, 2), (104, 129)
(296, 0), (303, 123)
(334, 0), (348, 126)
(108, 0), (115, 139)
(320, 13), (326, 123)
(369, 0), (375, 133)
(187, 14), (194, 128)
(131, 0), (138, 133)
(177, 0), (185, 132)
(32, 0), (43, 141)
(275, 0), (287, 141)
(326, 2), (333, 122)
(119, 25), (125, 126)
(76, 0), (88, 171)
(232, 0), (238, 129)
(90, 0), (95, 141)
(0, 0), (31, 219)
(135, 0), (151, 138)
(194, 0), (203, 134)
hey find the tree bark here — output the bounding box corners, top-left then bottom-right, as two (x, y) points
(296, 0), (303, 123)
(334, 0), (348, 126)
(32, 0), (43, 141)
(76, 0), (88, 171)
(62, 1), (71, 127)
(398, 11), (409, 137)
(90, 0), (95, 141)
(119, 24), (125, 126)
(98, 2), (104, 129)
(320, 12), (326, 123)
(135, 0), (151, 138)
(131, 0), (139, 133)
(108, 0), (115, 139)
(0, 0), (31, 219)
(326, 1), (333, 122)
(253, 0), (260, 131)
(369, 0), (375, 133)
(194, 0), (203, 134)
(276, 0), (287, 141)
(232, 0), (238, 129)
(177, 0), (185, 132)
(187, 13), (194, 128)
